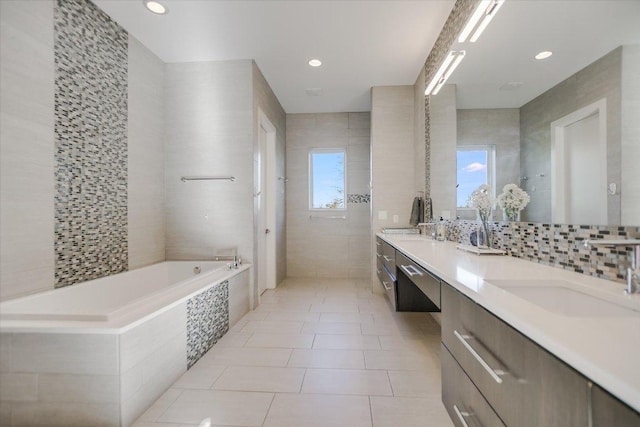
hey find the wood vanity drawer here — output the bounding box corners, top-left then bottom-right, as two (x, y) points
(441, 284), (589, 426)
(381, 240), (396, 274)
(442, 343), (506, 427)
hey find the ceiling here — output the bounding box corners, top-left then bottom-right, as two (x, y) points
(94, 0), (455, 114)
(449, 0), (640, 109)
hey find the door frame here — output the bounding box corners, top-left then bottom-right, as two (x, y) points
(550, 98), (607, 224)
(255, 109), (277, 301)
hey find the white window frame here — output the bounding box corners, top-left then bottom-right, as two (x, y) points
(309, 148), (347, 211)
(456, 144), (496, 209)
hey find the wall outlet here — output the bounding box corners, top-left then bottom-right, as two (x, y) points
(378, 211), (387, 220)
(393, 214), (399, 223)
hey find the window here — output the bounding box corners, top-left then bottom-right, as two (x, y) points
(457, 145), (496, 208)
(309, 149), (346, 210)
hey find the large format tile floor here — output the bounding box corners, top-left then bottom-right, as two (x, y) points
(133, 278), (453, 427)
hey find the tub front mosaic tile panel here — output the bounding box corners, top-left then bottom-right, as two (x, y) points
(440, 220), (640, 283)
(54, 0), (129, 287)
(186, 281), (230, 368)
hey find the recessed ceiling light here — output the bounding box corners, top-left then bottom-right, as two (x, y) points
(143, 1), (168, 15)
(535, 51), (553, 60)
(308, 59), (322, 67)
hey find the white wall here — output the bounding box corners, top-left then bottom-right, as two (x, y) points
(163, 60), (254, 269)
(286, 113), (371, 279)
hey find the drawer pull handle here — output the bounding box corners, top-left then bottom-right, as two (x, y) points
(383, 255), (393, 262)
(375, 242), (382, 246)
(454, 330), (504, 384)
(382, 281), (393, 291)
(376, 269), (382, 275)
(453, 405), (474, 427)
(400, 264), (424, 277)
(376, 253), (382, 258)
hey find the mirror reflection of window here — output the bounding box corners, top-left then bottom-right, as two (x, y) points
(457, 145), (496, 208)
(309, 149), (346, 210)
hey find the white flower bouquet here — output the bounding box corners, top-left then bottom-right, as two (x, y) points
(468, 184), (494, 247)
(497, 183), (530, 221)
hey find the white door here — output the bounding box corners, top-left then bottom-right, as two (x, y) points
(551, 99), (607, 224)
(564, 113), (606, 224)
(256, 110), (277, 298)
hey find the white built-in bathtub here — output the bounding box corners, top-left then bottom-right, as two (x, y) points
(0, 261), (251, 427)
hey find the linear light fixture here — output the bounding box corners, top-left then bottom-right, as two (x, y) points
(425, 50), (466, 96)
(458, 0), (505, 43)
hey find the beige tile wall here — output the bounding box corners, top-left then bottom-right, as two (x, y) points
(286, 113), (371, 279)
(621, 44), (640, 225)
(520, 47), (622, 223)
(414, 67), (427, 196)
(371, 86), (415, 232)
(120, 303), (187, 426)
(0, 0), (55, 300)
(0, 3), (166, 299)
(371, 86), (415, 287)
(163, 60), (255, 265)
(128, 37), (166, 270)
(0, 332), (120, 426)
(429, 84), (457, 219)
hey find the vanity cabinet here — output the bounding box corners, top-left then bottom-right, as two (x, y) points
(442, 283), (590, 426)
(591, 383), (640, 427)
(442, 343), (505, 427)
(376, 237), (396, 310)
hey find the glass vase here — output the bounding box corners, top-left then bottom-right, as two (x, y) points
(503, 208), (520, 222)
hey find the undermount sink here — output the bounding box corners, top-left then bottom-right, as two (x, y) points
(485, 279), (640, 318)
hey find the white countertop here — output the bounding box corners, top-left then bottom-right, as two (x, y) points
(378, 233), (640, 412)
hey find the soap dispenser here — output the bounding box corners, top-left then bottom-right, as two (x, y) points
(436, 217), (447, 241)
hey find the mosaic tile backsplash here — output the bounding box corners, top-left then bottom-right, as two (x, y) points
(186, 281), (230, 368)
(429, 220), (640, 284)
(348, 194), (371, 204)
(423, 0), (476, 220)
(54, 0), (129, 287)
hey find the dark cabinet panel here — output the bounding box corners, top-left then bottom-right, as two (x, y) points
(381, 240), (396, 274)
(442, 343), (506, 427)
(442, 284), (590, 427)
(591, 383), (640, 427)
(396, 251), (440, 308)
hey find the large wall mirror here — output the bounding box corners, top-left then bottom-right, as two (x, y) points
(431, 0), (639, 226)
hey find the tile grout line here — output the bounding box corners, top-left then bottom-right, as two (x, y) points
(260, 392), (277, 427)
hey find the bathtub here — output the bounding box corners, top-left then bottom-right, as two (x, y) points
(0, 261), (252, 427)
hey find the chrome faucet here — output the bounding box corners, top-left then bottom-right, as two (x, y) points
(213, 248), (241, 269)
(584, 239), (640, 294)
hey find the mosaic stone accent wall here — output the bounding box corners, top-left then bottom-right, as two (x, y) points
(422, 0), (477, 220)
(186, 281), (230, 368)
(54, 0), (129, 287)
(347, 194), (371, 204)
(431, 220), (640, 284)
